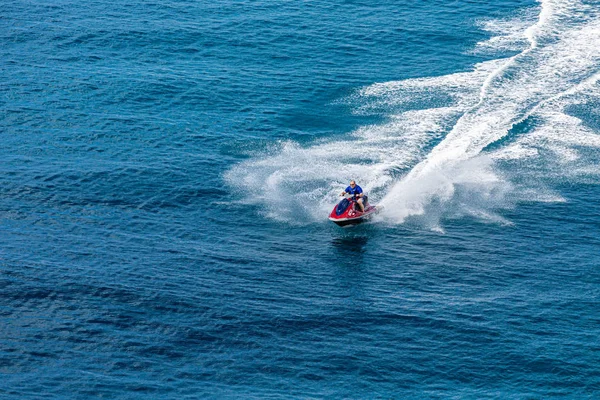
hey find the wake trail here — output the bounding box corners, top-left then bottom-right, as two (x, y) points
(380, 0), (600, 223)
(228, 0), (600, 228)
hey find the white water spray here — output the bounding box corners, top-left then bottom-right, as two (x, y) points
(380, 0), (600, 223)
(228, 0), (600, 227)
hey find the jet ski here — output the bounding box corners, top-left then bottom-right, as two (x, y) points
(328, 195), (380, 227)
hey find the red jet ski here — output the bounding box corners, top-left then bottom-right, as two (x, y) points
(328, 196), (380, 227)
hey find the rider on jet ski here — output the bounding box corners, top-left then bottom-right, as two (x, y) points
(340, 180), (367, 212)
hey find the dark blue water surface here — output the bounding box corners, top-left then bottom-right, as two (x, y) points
(2, 0), (600, 398)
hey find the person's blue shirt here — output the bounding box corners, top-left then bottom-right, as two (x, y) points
(345, 185), (363, 197)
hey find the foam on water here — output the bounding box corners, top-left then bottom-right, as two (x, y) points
(228, 0), (600, 227)
(475, 10), (537, 54)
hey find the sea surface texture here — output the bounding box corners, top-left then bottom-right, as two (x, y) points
(2, 0), (600, 398)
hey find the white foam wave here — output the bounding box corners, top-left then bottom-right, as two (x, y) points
(381, 0), (600, 224)
(475, 10), (537, 53)
(228, 0), (600, 228)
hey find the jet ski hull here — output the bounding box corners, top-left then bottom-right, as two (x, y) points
(328, 198), (379, 226)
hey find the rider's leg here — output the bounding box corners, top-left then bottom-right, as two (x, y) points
(357, 197), (365, 212)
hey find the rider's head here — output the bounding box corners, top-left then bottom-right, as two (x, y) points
(350, 180), (356, 187)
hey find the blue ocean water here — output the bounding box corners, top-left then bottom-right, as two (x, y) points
(2, 0), (600, 397)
